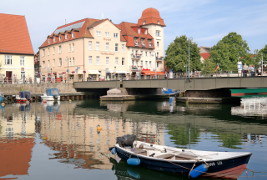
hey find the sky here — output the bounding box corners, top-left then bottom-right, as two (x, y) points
(1, 0), (267, 53)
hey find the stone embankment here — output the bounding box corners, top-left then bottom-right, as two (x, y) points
(0, 83), (77, 95)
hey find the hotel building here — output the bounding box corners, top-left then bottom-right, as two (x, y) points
(39, 8), (165, 82)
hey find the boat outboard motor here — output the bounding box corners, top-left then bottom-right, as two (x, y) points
(53, 95), (58, 101)
(116, 134), (136, 147)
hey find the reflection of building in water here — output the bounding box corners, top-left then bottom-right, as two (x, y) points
(231, 97), (267, 117)
(100, 101), (135, 112)
(0, 104), (35, 177)
(40, 102), (165, 170)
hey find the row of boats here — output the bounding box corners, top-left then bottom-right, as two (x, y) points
(0, 88), (60, 104)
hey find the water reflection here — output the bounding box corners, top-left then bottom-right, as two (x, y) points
(0, 100), (266, 179)
(231, 97), (267, 118)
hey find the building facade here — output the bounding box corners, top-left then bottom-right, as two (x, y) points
(0, 13), (34, 83)
(39, 8), (165, 82)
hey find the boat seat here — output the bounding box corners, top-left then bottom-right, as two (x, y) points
(131, 148), (147, 155)
(175, 153), (198, 160)
(156, 153), (175, 159)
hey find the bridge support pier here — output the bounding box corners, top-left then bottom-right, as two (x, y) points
(177, 89), (240, 104)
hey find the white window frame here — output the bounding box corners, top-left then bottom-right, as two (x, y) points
(88, 41), (92, 50)
(96, 56), (100, 65)
(59, 58), (62, 66)
(96, 31), (101, 37)
(5, 55), (12, 65)
(106, 57), (109, 65)
(114, 33), (118, 38)
(115, 57), (119, 65)
(115, 43), (118, 52)
(58, 45), (62, 54)
(105, 42), (109, 51)
(156, 30), (160, 37)
(96, 42), (100, 50)
(105, 32), (110, 37)
(88, 56), (93, 64)
(20, 56), (25, 66)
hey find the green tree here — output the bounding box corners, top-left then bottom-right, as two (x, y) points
(165, 36), (201, 74)
(201, 58), (216, 75)
(210, 32), (250, 72)
(256, 45), (267, 67)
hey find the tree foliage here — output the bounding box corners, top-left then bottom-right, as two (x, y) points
(210, 32), (250, 72)
(165, 35), (201, 73)
(257, 45), (267, 63)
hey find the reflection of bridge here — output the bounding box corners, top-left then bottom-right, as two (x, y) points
(74, 76), (267, 93)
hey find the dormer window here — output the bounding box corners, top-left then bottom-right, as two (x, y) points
(157, 21), (160, 24)
(138, 28), (141, 34)
(141, 39), (145, 47)
(53, 37), (56, 43)
(143, 21), (146, 25)
(148, 40), (152, 48)
(65, 34), (68, 39)
(134, 38), (139, 46)
(72, 32), (75, 38)
(48, 38), (51, 44)
(59, 36), (61, 42)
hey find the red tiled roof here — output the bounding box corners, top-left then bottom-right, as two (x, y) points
(40, 18), (103, 48)
(200, 53), (210, 60)
(138, 8), (165, 26)
(117, 22), (154, 49)
(0, 13), (34, 55)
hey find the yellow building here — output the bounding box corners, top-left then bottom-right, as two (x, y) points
(0, 13), (34, 83)
(39, 8), (165, 82)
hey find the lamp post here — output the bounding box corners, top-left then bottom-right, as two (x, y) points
(187, 38), (192, 80)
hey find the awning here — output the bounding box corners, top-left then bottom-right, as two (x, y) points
(141, 71), (165, 75)
(88, 70), (100, 74)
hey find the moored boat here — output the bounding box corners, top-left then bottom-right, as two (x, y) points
(0, 92), (5, 103)
(230, 88), (267, 97)
(41, 88), (60, 101)
(16, 91), (32, 103)
(112, 135), (252, 179)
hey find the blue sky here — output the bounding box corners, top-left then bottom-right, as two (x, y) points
(1, 0), (267, 53)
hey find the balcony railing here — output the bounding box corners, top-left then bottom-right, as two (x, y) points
(130, 65), (142, 71)
(131, 54), (142, 60)
(156, 57), (164, 61)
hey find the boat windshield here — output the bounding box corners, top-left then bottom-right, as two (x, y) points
(19, 91), (31, 98)
(46, 88), (60, 96)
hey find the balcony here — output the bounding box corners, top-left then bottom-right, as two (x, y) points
(130, 65), (142, 71)
(156, 56), (164, 61)
(131, 54), (142, 60)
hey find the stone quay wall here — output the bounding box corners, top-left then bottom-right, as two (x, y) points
(0, 83), (77, 95)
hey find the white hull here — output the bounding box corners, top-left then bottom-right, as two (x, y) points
(41, 95), (60, 101)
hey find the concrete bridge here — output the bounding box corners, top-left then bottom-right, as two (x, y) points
(74, 76), (267, 92)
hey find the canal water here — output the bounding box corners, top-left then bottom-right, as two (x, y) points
(0, 98), (266, 180)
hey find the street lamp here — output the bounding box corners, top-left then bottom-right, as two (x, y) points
(187, 38), (192, 80)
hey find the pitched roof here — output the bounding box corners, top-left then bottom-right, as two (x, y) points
(117, 22), (154, 49)
(40, 18), (101, 48)
(0, 13), (34, 55)
(200, 52), (211, 60)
